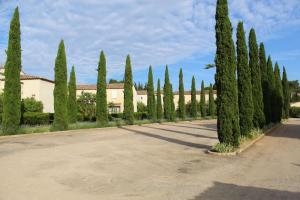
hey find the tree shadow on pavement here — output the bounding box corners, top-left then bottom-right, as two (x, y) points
(120, 127), (211, 150)
(268, 124), (300, 140)
(190, 182), (300, 200)
(164, 123), (217, 132)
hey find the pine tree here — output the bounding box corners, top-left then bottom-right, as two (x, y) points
(282, 67), (290, 119)
(96, 51), (108, 125)
(123, 55), (134, 124)
(249, 28), (265, 128)
(215, 0), (240, 146)
(156, 79), (163, 120)
(53, 40), (68, 131)
(178, 68), (185, 119)
(170, 84), (175, 121)
(200, 80), (206, 117)
(163, 65), (171, 120)
(274, 63), (283, 122)
(2, 7), (21, 134)
(191, 76), (197, 118)
(147, 66), (156, 120)
(68, 65), (77, 123)
(236, 22), (253, 136)
(260, 43), (271, 124)
(267, 56), (276, 123)
(208, 84), (215, 117)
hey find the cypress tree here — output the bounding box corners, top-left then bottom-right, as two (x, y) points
(274, 63), (283, 122)
(178, 68), (185, 119)
(147, 66), (155, 120)
(68, 65), (77, 123)
(236, 22), (253, 136)
(163, 65), (171, 120)
(96, 51), (108, 125)
(170, 84), (175, 121)
(208, 84), (215, 117)
(200, 80), (206, 117)
(156, 79), (163, 120)
(53, 40), (68, 131)
(267, 56), (276, 123)
(2, 7), (21, 134)
(191, 76), (197, 118)
(215, 0), (240, 146)
(282, 67), (290, 119)
(260, 43), (271, 124)
(249, 28), (265, 128)
(123, 55), (134, 124)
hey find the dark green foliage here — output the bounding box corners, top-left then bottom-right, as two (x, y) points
(0, 93), (3, 113)
(273, 63), (283, 122)
(170, 84), (175, 121)
(134, 112), (148, 120)
(68, 65), (77, 123)
(77, 92), (96, 121)
(163, 65), (172, 120)
(147, 66), (156, 120)
(123, 55), (134, 124)
(282, 67), (290, 119)
(156, 79), (163, 120)
(23, 112), (50, 125)
(178, 68), (185, 119)
(289, 80), (300, 102)
(137, 102), (147, 112)
(23, 97), (43, 113)
(191, 76), (197, 118)
(267, 56), (276, 123)
(53, 40), (68, 131)
(215, 0), (240, 146)
(249, 29), (265, 128)
(289, 107), (300, 118)
(2, 8), (21, 134)
(200, 80), (206, 117)
(236, 22), (253, 136)
(208, 84), (215, 116)
(96, 51), (108, 125)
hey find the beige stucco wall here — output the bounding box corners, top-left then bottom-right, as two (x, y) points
(137, 94), (147, 105)
(291, 102), (300, 107)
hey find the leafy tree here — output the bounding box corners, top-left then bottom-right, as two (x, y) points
(23, 97), (43, 112)
(2, 7), (22, 134)
(249, 28), (265, 128)
(178, 68), (185, 119)
(53, 40), (68, 131)
(163, 65), (171, 120)
(123, 55), (134, 124)
(147, 66), (156, 120)
(96, 51), (108, 125)
(156, 79), (163, 120)
(68, 65), (77, 123)
(208, 84), (215, 117)
(282, 67), (290, 119)
(77, 92), (96, 121)
(215, 0), (240, 146)
(274, 63), (283, 122)
(236, 22), (253, 136)
(191, 76), (197, 118)
(200, 80), (206, 117)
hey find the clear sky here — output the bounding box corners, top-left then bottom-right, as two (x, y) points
(0, 0), (299, 91)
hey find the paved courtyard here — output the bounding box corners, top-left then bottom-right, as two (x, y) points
(0, 119), (299, 200)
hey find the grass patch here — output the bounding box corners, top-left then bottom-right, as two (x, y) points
(212, 143), (235, 153)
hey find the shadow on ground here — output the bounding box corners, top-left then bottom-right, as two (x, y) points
(268, 123), (300, 140)
(163, 123), (217, 132)
(190, 182), (300, 200)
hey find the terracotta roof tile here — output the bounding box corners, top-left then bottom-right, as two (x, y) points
(77, 83), (125, 90)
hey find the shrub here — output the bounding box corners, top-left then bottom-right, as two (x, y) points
(23, 112), (49, 125)
(134, 112), (148, 120)
(77, 92), (96, 121)
(137, 102), (147, 112)
(289, 107), (300, 118)
(23, 97), (43, 112)
(110, 113), (123, 119)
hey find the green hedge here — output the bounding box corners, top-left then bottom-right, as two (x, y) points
(134, 112), (148, 120)
(289, 107), (300, 118)
(23, 112), (50, 125)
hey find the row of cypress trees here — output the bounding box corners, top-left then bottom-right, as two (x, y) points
(215, 0), (290, 146)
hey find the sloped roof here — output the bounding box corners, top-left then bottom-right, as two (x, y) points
(77, 83), (125, 90)
(137, 90), (147, 95)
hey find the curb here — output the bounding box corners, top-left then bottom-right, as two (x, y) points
(207, 123), (282, 156)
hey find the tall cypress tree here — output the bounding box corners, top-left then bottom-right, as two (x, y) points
(96, 51), (108, 125)
(147, 66), (155, 120)
(282, 67), (290, 119)
(156, 79), (163, 120)
(208, 84), (215, 117)
(267, 56), (276, 123)
(53, 40), (68, 131)
(191, 76), (197, 118)
(236, 22), (253, 136)
(274, 63), (283, 122)
(200, 80), (206, 117)
(260, 43), (271, 124)
(163, 65), (171, 120)
(215, 0), (240, 146)
(170, 84), (175, 121)
(123, 55), (134, 124)
(2, 7), (21, 134)
(249, 28), (265, 128)
(178, 68), (185, 119)
(68, 65), (77, 123)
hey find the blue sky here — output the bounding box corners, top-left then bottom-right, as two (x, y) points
(0, 0), (299, 91)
